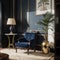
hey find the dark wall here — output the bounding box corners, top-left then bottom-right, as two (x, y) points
(16, 0), (29, 34)
(1, 0), (15, 47)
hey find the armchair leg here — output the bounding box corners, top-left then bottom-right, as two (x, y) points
(27, 44), (30, 55)
(34, 45), (36, 52)
(27, 48), (29, 55)
(34, 48), (36, 52)
(15, 47), (17, 53)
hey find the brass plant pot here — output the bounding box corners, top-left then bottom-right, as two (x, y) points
(42, 41), (50, 54)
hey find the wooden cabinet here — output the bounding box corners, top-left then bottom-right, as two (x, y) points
(55, 0), (60, 59)
(0, 2), (2, 47)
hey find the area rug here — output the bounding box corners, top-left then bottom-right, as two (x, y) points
(0, 48), (54, 60)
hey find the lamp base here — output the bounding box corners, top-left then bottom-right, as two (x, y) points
(9, 25), (13, 33)
(9, 31), (13, 34)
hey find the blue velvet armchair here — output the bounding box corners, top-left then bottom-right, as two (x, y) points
(15, 32), (35, 54)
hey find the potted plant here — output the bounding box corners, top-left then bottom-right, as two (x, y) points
(37, 12), (54, 54)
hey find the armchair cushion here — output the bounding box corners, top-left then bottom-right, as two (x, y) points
(15, 41), (29, 48)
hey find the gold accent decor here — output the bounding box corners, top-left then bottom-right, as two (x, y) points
(42, 41), (50, 54)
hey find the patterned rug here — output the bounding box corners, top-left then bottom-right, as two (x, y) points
(0, 48), (54, 60)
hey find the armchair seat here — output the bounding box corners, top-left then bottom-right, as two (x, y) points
(15, 42), (30, 48)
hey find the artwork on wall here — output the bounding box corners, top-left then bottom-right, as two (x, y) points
(36, 0), (54, 15)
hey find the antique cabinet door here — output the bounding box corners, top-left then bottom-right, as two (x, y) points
(0, 2), (2, 47)
(55, 0), (60, 60)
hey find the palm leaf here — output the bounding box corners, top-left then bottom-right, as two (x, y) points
(38, 21), (48, 26)
(37, 12), (54, 41)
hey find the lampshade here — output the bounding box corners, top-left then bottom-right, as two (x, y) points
(7, 18), (16, 25)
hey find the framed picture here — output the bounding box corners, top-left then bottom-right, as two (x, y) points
(36, 0), (54, 15)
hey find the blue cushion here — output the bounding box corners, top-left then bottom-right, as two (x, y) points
(15, 42), (29, 48)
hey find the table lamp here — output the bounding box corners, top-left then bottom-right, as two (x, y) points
(7, 18), (16, 33)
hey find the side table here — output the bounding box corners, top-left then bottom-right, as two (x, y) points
(5, 33), (17, 48)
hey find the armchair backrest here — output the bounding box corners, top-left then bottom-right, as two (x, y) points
(24, 32), (35, 41)
(35, 32), (44, 44)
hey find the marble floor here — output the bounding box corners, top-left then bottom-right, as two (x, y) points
(0, 48), (54, 60)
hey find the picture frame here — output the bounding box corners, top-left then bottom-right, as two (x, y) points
(36, 0), (54, 15)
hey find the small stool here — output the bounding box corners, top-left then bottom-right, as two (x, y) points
(0, 53), (9, 60)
